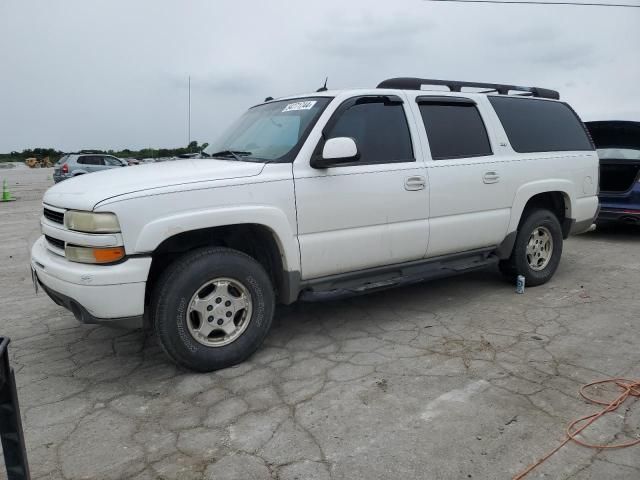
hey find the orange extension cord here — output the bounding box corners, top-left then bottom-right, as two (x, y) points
(513, 378), (640, 480)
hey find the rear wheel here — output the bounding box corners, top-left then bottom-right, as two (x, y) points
(152, 247), (275, 372)
(499, 209), (563, 286)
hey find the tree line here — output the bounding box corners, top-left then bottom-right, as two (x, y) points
(0, 141), (208, 163)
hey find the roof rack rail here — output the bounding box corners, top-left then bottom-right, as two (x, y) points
(377, 77), (560, 100)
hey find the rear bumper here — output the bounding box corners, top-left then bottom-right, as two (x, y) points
(30, 236), (151, 328)
(597, 208), (640, 224)
(598, 185), (640, 224)
(53, 174), (70, 183)
(566, 196), (599, 236)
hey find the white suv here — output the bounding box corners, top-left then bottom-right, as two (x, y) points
(31, 78), (599, 371)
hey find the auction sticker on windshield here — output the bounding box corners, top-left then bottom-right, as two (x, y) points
(282, 101), (317, 112)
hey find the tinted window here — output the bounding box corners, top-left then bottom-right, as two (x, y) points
(326, 100), (413, 164)
(489, 96), (593, 153)
(104, 157), (124, 166)
(77, 155), (103, 165)
(418, 102), (492, 160)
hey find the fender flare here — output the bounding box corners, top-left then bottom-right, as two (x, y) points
(507, 179), (575, 234)
(134, 205), (300, 272)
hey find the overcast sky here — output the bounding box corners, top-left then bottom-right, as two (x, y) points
(1, 0), (639, 152)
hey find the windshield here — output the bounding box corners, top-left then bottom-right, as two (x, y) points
(598, 148), (640, 161)
(205, 97), (332, 162)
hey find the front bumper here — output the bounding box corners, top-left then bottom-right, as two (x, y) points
(30, 236), (151, 328)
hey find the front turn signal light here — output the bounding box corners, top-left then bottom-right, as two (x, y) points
(65, 245), (125, 264)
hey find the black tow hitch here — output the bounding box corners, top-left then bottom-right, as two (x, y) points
(0, 337), (30, 480)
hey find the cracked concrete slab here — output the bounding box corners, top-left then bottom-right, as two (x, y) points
(0, 168), (638, 479)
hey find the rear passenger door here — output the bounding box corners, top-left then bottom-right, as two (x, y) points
(410, 95), (513, 257)
(294, 94), (429, 279)
(76, 155), (100, 173)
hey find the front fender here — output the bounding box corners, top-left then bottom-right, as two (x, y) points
(134, 205), (300, 272)
(508, 179), (575, 233)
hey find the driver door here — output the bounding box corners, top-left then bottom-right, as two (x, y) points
(293, 94), (430, 280)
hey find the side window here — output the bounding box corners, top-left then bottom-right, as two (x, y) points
(418, 100), (492, 160)
(324, 98), (414, 164)
(104, 157), (123, 166)
(489, 96), (594, 153)
(78, 155), (102, 165)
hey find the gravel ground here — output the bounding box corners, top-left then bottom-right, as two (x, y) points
(1, 168), (638, 480)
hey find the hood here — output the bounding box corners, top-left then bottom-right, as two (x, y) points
(585, 121), (640, 150)
(43, 159), (265, 210)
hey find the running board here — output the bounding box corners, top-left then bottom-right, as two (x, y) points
(299, 248), (498, 302)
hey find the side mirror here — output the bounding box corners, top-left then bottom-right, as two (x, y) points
(311, 137), (359, 169)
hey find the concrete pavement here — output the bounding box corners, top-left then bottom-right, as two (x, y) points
(0, 167), (638, 479)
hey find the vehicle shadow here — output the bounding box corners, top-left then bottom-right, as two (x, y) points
(271, 267), (509, 332)
(582, 223), (640, 242)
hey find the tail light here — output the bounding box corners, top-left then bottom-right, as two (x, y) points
(61, 163), (69, 174)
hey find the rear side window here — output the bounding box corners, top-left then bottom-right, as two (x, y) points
(489, 97), (593, 153)
(418, 102), (492, 160)
(77, 155), (104, 165)
(104, 157), (124, 166)
(325, 99), (414, 164)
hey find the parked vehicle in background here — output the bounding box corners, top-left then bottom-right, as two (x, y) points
(585, 121), (640, 226)
(53, 153), (128, 183)
(32, 77), (599, 371)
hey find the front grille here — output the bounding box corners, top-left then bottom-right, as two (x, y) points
(45, 235), (65, 250)
(43, 208), (64, 225)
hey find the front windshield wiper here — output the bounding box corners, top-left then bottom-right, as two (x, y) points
(207, 150), (252, 161)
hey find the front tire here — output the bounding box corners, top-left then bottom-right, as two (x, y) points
(499, 209), (563, 287)
(152, 247), (275, 372)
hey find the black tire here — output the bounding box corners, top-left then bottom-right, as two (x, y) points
(498, 208), (563, 287)
(152, 247), (275, 372)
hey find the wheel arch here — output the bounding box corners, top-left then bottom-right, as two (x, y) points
(145, 221), (299, 308)
(508, 181), (574, 236)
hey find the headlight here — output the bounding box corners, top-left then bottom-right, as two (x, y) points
(64, 211), (121, 233)
(65, 245), (125, 264)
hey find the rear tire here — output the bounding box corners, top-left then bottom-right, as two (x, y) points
(499, 209), (563, 287)
(152, 247), (275, 372)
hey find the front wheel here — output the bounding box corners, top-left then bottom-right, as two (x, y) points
(152, 247), (275, 372)
(499, 209), (563, 287)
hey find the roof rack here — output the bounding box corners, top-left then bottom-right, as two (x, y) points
(377, 77), (560, 100)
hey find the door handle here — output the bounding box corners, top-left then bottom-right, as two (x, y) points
(405, 176), (426, 191)
(483, 171), (500, 184)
